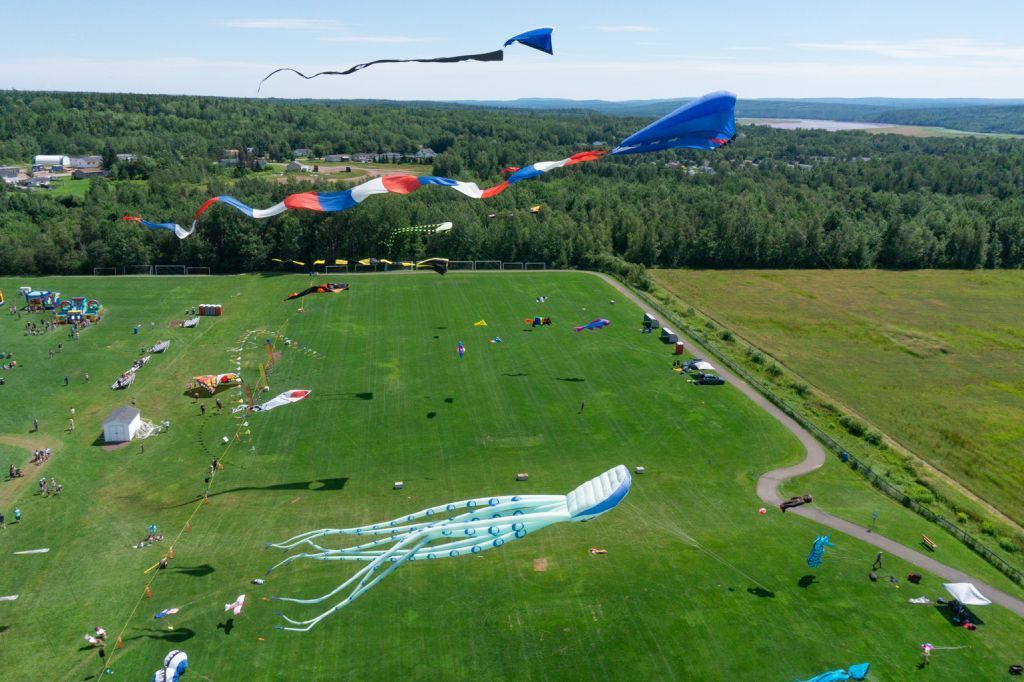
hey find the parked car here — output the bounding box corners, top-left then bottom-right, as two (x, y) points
(696, 374), (725, 385)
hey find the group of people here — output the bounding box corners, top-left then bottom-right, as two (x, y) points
(133, 531), (165, 549)
(83, 626), (108, 659)
(31, 448), (52, 465)
(38, 477), (62, 497)
(7, 464), (24, 479)
(23, 320), (57, 336)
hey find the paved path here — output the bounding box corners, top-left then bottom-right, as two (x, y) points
(585, 271), (1024, 618)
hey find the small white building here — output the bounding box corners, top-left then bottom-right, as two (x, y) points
(324, 154), (351, 163)
(116, 153), (137, 163)
(69, 155), (103, 169)
(103, 406), (141, 443)
(660, 327), (678, 343)
(34, 154), (70, 167)
(293, 148), (312, 158)
(286, 161), (312, 172)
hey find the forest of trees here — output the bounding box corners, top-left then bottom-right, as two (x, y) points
(1, 90), (1022, 277)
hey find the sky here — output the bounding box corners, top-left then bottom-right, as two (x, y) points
(3, 0), (1024, 101)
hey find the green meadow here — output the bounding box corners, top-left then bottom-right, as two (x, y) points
(0, 272), (1022, 680)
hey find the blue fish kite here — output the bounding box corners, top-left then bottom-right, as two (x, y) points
(575, 319), (610, 332)
(127, 92), (736, 239)
(258, 27), (554, 91)
(807, 534), (836, 568)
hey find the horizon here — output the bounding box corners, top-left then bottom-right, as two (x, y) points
(4, 0), (1024, 100)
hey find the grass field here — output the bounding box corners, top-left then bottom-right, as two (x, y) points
(651, 269), (1024, 531)
(1, 272), (1022, 680)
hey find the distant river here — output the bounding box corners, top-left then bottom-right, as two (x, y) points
(745, 118), (895, 131)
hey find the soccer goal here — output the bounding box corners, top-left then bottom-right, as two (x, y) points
(475, 260), (501, 270)
(501, 262), (524, 270)
(525, 262), (547, 270)
(124, 264), (153, 275)
(325, 264), (349, 274)
(186, 266), (211, 275)
(154, 264), (186, 275)
(93, 267), (118, 276)
(447, 261), (474, 271)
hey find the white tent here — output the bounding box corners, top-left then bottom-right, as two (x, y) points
(943, 582), (991, 606)
(694, 361), (716, 372)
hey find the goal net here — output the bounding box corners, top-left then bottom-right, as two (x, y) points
(186, 266), (211, 275)
(447, 261), (474, 271)
(124, 264), (152, 275)
(501, 262), (524, 270)
(325, 265), (349, 274)
(475, 260), (501, 270)
(525, 262), (547, 270)
(93, 267), (117, 276)
(154, 264), (186, 275)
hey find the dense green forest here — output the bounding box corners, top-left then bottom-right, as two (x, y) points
(1, 90), (1022, 275)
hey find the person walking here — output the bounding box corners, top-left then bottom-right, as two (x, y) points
(200, 403), (206, 416)
(32, 417), (38, 432)
(70, 407), (76, 418)
(216, 398), (223, 413)
(68, 417), (75, 432)
(872, 552), (883, 571)
(84, 372), (90, 383)
(64, 375), (69, 386)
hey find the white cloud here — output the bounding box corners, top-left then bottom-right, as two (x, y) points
(634, 42), (666, 47)
(598, 25), (657, 33)
(319, 35), (424, 44)
(223, 19), (343, 31)
(798, 38), (1024, 62)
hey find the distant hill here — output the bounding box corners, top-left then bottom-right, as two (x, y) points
(452, 97), (1024, 135)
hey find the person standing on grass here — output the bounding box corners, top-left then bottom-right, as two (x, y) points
(216, 398), (222, 413)
(69, 417), (75, 432)
(64, 375), (69, 386)
(200, 403), (206, 416)
(578, 400), (585, 414)
(84, 372), (90, 383)
(33, 417), (38, 432)
(0, 511), (5, 529)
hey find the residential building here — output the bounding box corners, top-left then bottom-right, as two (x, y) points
(223, 149), (240, 159)
(72, 169), (110, 180)
(219, 158), (240, 167)
(324, 154), (351, 163)
(69, 155), (104, 169)
(293, 148), (312, 158)
(116, 153), (137, 163)
(410, 147), (437, 161)
(0, 166), (20, 179)
(254, 157), (268, 170)
(34, 154), (70, 167)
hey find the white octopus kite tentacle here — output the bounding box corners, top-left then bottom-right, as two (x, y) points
(266, 465), (631, 631)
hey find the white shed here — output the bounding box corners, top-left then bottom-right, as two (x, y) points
(34, 155), (70, 167)
(660, 327), (678, 343)
(643, 312), (660, 328)
(103, 406), (141, 443)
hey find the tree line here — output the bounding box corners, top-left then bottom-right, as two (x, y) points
(0, 90), (1022, 276)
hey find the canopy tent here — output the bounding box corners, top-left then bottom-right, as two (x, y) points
(943, 582), (991, 606)
(693, 361), (716, 372)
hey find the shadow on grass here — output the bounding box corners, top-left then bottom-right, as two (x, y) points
(168, 563), (215, 578)
(181, 384), (235, 398)
(165, 478), (348, 508)
(934, 603), (985, 627)
(315, 392), (374, 401)
(427, 412), (437, 419)
(798, 575), (817, 588)
(747, 587), (775, 598)
(502, 372), (528, 377)
(126, 627), (195, 643)
(217, 618), (234, 635)
(554, 377), (585, 382)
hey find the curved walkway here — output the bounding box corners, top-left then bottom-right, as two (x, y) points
(585, 272), (1024, 618)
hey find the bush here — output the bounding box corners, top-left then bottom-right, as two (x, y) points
(766, 362), (783, 378)
(981, 520), (997, 536)
(839, 415), (868, 437)
(998, 535), (1017, 553)
(685, 306), (696, 317)
(579, 253), (652, 291)
(789, 381), (810, 397)
(865, 430), (883, 446)
(907, 484), (935, 506)
(749, 350), (765, 365)
(956, 511), (969, 525)
(719, 330), (734, 342)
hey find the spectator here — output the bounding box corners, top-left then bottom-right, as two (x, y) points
(33, 417), (38, 432)
(64, 375), (69, 386)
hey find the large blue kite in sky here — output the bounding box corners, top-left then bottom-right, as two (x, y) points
(124, 92), (737, 239)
